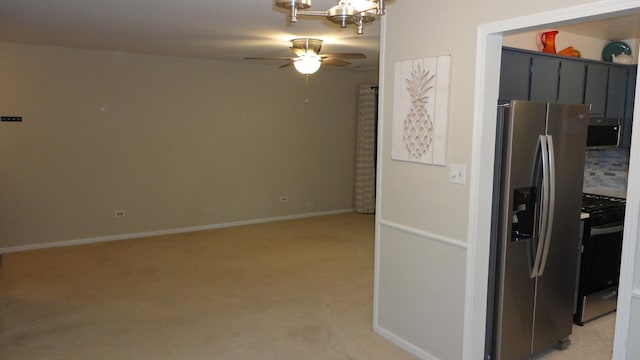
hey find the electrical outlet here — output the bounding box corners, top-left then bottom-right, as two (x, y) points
(279, 196), (288, 203)
(114, 210), (126, 218)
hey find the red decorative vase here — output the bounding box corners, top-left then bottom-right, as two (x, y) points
(540, 31), (559, 53)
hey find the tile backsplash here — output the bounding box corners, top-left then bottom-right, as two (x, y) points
(583, 148), (630, 198)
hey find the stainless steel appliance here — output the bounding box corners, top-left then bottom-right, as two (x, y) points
(574, 193), (625, 325)
(586, 117), (621, 149)
(486, 101), (590, 360)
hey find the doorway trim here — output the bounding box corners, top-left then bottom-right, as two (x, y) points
(463, 1), (640, 359)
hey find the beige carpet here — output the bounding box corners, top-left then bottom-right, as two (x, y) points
(0, 213), (415, 360)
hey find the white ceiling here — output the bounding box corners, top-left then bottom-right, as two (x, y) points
(0, 1), (639, 72)
(0, 0), (382, 70)
(560, 14), (640, 41)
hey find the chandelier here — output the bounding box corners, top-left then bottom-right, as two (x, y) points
(274, 0), (388, 35)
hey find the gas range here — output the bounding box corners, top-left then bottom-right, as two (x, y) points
(575, 193), (626, 325)
(581, 193), (626, 227)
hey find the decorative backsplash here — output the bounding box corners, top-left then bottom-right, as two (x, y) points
(583, 148), (630, 198)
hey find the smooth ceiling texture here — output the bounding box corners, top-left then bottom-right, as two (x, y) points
(0, 0), (382, 69)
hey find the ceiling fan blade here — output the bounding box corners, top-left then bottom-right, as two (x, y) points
(278, 61), (294, 68)
(244, 56), (295, 61)
(321, 53), (366, 60)
(321, 58), (351, 67)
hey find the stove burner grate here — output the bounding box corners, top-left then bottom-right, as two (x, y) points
(581, 193), (626, 213)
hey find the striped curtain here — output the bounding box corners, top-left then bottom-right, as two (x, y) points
(354, 85), (378, 214)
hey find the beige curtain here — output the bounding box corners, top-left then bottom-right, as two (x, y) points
(354, 85), (378, 214)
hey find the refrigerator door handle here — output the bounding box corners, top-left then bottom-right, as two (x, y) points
(537, 135), (555, 277)
(531, 135), (550, 278)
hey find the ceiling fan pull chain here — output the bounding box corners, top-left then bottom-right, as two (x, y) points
(305, 75), (311, 104)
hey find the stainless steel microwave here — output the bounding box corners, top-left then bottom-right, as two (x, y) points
(586, 117), (621, 149)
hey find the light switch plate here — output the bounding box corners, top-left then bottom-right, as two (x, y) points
(449, 164), (466, 185)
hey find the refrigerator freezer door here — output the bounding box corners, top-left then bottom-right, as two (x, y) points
(493, 101), (547, 360)
(532, 103), (589, 353)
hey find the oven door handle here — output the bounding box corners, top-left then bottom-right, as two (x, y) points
(591, 225), (624, 236)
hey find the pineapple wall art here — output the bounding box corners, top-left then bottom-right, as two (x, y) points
(392, 56), (451, 165)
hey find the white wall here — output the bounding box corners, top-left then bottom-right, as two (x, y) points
(624, 89), (640, 358)
(0, 42), (377, 250)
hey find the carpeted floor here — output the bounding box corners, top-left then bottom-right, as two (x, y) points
(0, 213), (415, 360)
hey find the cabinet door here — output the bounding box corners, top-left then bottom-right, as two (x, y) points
(500, 50), (531, 101)
(530, 56), (560, 102)
(558, 59), (586, 104)
(622, 66), (636, 148)
(584, 64), (608, 115)
(606, 66), (628, 119)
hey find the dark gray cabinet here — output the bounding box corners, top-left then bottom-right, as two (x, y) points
(501, 47), (636, 148)
(584, 63), (608, 116)
(530, 56), (560, 102)
(607, 66), (629, 119)
(622, 66), (637, 148)
(558, 59), (586, 104)
(499, 50), (530, 101)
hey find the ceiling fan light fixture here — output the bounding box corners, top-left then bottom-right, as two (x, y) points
(293, 54), (322, 75)
(245, 38), (365, 73)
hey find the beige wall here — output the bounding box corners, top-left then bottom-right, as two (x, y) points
(0, 42), (377, 249)
(375, 0), (603, 358)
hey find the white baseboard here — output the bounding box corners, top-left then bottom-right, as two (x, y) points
(0, 208), (355, 253)
(373, 324), (438, 360)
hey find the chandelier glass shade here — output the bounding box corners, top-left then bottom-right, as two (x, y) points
(293, 54), (322, 75)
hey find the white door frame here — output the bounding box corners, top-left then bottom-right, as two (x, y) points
(463, 1), (640, 359)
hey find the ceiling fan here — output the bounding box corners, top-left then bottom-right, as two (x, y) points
(244, 38), (366, 75)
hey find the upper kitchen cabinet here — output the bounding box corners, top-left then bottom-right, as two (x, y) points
(622, 66), (637, 148)
(499, 50), (531, 101)
(557, 58), (587, 104)
(499, 47), (587, 103)
(584, 63), (608, 116)
(607, 66), (629, 120)
(584, 63), (634, 147)
(530, 56), (560, 102)
(500, 47), (637, 148)
(584, 63), (629, 118)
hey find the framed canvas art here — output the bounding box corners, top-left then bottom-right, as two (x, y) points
(392, 55), (451, 166)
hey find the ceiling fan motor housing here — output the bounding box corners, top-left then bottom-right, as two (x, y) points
(291, 38), (323, 54)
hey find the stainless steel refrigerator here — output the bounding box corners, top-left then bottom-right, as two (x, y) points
(486, 100), (589, 360)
